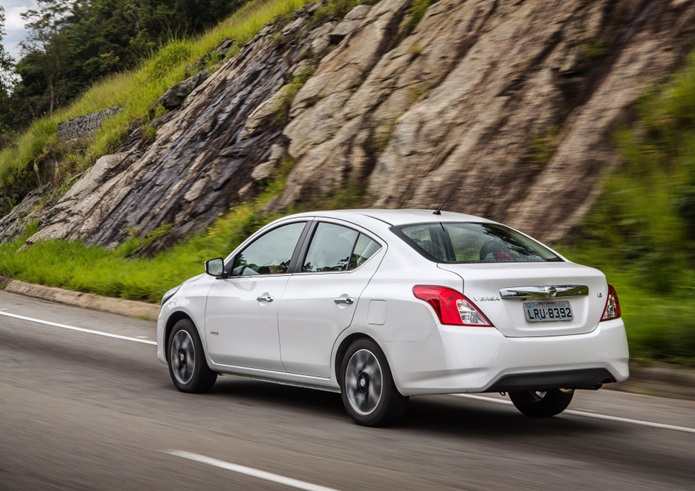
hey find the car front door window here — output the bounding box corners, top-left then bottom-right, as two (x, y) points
(233, 222), (306, 276)
(205, 221), (306, 371)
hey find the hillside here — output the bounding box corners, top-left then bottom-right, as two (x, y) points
(0, 0), (692, 248)
(1, 0), (695, 364)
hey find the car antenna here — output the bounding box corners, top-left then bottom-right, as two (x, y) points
(433, 193), (453, 215)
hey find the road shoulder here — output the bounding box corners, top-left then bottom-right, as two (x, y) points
(0, 277), (160, 321)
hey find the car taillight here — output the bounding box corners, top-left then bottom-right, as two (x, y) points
(601, 284), (621, 321)
(413, 285), (493, 327)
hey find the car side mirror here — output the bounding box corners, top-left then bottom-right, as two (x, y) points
(205, 258), (225, 278)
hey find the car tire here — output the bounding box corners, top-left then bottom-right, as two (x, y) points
(509, 389), (574, 417)
(340, 339), (409, 427)
(167, 318), (217, 393)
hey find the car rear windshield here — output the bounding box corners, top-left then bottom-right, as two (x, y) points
(392, 222), (563, 263)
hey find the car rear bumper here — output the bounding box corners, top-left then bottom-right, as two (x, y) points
(384, 318), (629, 396)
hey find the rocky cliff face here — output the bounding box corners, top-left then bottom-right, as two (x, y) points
(2, 0), (695, 249)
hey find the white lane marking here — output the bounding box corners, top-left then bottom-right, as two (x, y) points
(0, 311), (156, 345)
(5, 307), (692, 436)
(453, 394), (695, 434)
(166, 450), (339, 491)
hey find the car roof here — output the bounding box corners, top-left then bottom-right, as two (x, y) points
(288, 209), (496, 227)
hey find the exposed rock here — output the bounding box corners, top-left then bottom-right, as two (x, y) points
(310, 22), (337, 56)
(215, 38), (237, 57)
(57, 106), (122, 140)
(330, 4), (372, 42)
(185, 38), (236, 76)
(19, 7), (319, 250)
(243, 84), (294, 137)
(251, 143), (287, 181)
(0, 188), (44, 241)
(277, 0), (695, 241)
(24, 153), (136, 248)
(251, 161), (275, 182)
(5, 0), (695, 252)
(282, 0), (412, 202)
(154, 71), (209, 111)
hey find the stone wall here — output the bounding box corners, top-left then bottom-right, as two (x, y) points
(56, 106), (122, 140)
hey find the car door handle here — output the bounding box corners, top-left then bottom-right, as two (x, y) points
(334, 296), (355, 305)
(257, 294), (274, 303)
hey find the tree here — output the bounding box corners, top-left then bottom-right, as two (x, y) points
(20, 0), (74, 117)
(0, 6), (16, 90)
(0, 6), (18, 148)
(10, 0), (248, 127)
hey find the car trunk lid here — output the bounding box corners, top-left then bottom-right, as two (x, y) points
(439, 262), (608, 337)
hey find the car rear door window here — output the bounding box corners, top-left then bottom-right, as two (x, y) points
(349, 233), (381, 269)
(302, 223), (382, 273)
(302, 223), (358, 272)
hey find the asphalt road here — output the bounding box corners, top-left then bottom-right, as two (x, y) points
(1, 291), (694, 491)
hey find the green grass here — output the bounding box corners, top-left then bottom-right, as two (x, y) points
(0, 0), (316, 191)
(558, 50), (695, 366)
(556, 245), (695, 367)
(0, 202), (272, 303)
(0, 0), (320, 301)
(2, 0), (695, 368)
(0, 154), (300, 302)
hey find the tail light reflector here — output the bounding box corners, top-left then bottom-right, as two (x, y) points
(413, 285), (493, 327)
(601, 284), (621, 321)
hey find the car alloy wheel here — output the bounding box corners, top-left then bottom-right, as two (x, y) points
(167, 318), (217, 393)
(340, 339), (408, 426)
(345, 349), (383, 416)
(171, 328), (195, 385)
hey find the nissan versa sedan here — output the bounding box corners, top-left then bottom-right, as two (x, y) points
(157, 209), (629, 426)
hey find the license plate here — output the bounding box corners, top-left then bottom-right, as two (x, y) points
(524, 301), (573, 322)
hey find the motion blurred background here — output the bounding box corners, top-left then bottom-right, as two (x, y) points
(0, 0), (694, 367)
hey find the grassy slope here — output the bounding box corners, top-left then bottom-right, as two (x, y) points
(0, 0), (314, 190)
(0, 1), (693, 365)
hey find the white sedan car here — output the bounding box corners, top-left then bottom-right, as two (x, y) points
(157, 209), (629, 426)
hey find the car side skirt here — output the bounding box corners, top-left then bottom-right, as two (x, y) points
(209, 363), (342, 393)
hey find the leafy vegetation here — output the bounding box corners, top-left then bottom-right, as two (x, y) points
(4, 0), (249, 131)
(0, 0), (316, 193)
(0, 158), (294, 302)
(527, 125), (562, 170)
(0, 6), (18, 148)
(1, 0), (694, 369)
(399, 0), (437, 39)
(0, 0), (328, 300)
(558, 50), (695, 366)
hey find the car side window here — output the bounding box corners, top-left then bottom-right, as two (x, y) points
(303, 223), (358, 272)
(302, 223), (382, 273)
(232, 222), (306, 276)
(349, 234), (381, 270)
